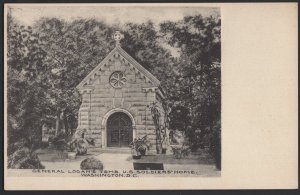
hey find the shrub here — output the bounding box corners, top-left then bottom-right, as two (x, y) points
(8, 147), (45, 169)
(7, 139), (27, 156)
(49, 132), (68, 159)
(67, 129), (95, 155)
(171, 145), (190, 159)
(129, 135), (152, 156)
(80, 157), (103, 171)
(75, 141), (88, 155)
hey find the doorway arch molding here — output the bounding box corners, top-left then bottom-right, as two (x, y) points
(101, 108), (136, 148)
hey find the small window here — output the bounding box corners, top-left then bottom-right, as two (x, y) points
(109, 71), (127, 88)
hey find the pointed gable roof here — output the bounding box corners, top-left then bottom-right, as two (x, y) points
(76, 45), (160, 89)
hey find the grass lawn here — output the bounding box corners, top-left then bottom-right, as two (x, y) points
(133, 150), (215, 165)
(36, 147), (215, 165)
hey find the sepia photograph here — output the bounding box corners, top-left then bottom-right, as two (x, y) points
(4, 2), (297, 190)
(5, 5), (221, 178)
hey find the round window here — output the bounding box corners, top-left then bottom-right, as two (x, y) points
(109, 71), (127, 88)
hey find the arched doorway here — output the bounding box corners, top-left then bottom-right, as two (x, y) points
(107, 112), (133, 147)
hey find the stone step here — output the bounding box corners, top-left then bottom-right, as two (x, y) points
(89, 147), (132, 154)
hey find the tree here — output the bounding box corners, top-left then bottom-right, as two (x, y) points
(33, 18), (116, 134)
(160, 14), (221, 150)
(7, 10), (49, 147)
(169, 106), (190, 131)
(121, 21), (178, 94)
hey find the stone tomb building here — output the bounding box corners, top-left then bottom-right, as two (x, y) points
(76, 32), (165, 153)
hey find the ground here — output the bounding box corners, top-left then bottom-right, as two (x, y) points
(34, 148), (221, 177)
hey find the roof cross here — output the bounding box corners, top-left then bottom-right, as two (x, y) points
(112, 31), (124, 46)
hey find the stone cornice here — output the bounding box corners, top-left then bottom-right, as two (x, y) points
(79, 86), (95, 94)
(142, 87), (165, 99)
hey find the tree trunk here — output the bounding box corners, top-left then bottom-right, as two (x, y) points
(154, 116), (162, 154)
(155, 127), (162, 154)
(150, 103), (163, 154)
(62, 110), (69, 135)
(55, 108), (61, 135)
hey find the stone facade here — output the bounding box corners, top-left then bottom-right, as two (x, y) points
(76, 44), (165, 153)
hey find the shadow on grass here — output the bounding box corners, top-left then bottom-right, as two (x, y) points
(36, 148), (95, 162)
(127, 149), (215, 165)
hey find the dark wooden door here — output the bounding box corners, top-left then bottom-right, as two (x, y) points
(107, 112), (133, 147)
